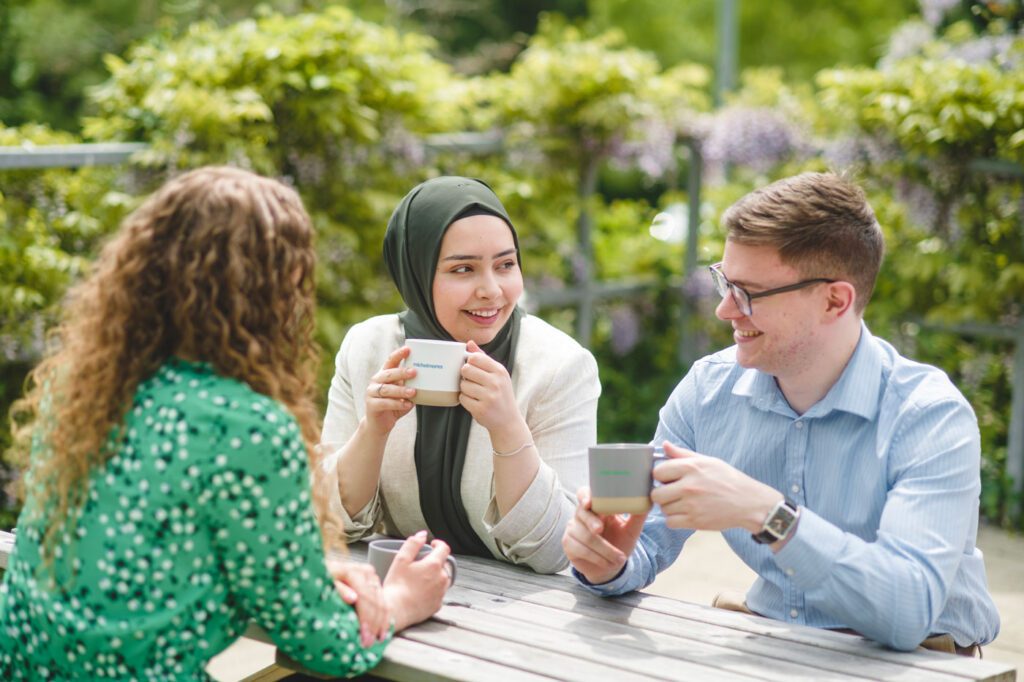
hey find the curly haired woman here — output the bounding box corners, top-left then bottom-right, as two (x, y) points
(0, 166), (449, 680)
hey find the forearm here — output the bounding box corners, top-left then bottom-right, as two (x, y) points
(776, 509), (949, 649)
(489, 417), (540, 517)
(335, 418), (390, 517)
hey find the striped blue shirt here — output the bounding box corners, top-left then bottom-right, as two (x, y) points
(581, 324), (1000, 650)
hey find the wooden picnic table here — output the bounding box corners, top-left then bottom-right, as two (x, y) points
(251, 539), (1016, 682)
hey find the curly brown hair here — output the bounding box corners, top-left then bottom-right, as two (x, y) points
(9, 165), (342, 563)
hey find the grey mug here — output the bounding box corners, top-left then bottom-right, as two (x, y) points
(366, 538), (458, 587)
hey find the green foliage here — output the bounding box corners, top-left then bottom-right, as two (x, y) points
(817, 51), (1024, 325)
(0, 124), (136, 355)
(817, 59), (1024, 161)
(0, 0), (339, 130)
(0, 122), (143, 512)
(812, 30), (1024, 526)
(83, 6), (472, 381)
(588, 0), (919, 80)
(5, 2), (1022, 530)
(488, 17), (710, 165)
(344, 0), (589, 73)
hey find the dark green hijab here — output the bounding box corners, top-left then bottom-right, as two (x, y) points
(383, 176), (524, 557)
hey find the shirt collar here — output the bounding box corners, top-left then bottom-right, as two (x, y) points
(732, 322), (882, 421)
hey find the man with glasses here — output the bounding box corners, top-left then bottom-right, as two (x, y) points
(563, 172), (999, 654)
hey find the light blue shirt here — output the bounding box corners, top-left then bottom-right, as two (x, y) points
(579, 324), (1000, 650)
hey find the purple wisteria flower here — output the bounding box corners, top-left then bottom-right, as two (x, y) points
(608, 118), (679, 180)
(894, 176), (942, 230)
(920, 0), (961, 28)
(609, 304), (641, 356)
(880, 21), (935, 66)
(381, 126), (426, 170)
(698, 107), (809, 183)
(948, 35), (1020, 67)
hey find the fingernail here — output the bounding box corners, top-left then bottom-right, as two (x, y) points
(590, 522), (601, 533)
(416, 530), (428, 538)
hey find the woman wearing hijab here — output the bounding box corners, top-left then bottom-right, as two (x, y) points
(321, 176), (599, 573)
(0, 167), (450, 679)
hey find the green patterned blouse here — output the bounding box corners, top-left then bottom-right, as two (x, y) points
(0, 359), (388, 680)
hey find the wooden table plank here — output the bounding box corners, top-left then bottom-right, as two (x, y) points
(342, 637), (556, 682)
(262, 626), (555, 682)
(620, 590), (1015, 682)
(333, 543), (1016, 682)
(393, 619), (661, 682)
(452, 565), (956, 682)
(451, 554), (1015, 681)
(441, 584), (840, 682)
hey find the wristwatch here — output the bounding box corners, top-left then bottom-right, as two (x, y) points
(751, 498), (800, 544)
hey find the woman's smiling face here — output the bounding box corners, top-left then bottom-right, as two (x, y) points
(431, 214), (523, 344)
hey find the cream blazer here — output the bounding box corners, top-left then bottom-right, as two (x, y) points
(321, 313), (600, 573)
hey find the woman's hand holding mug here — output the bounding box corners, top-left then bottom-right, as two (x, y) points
(364, 346), (416, 438)
(380, 531), (452, 632)
(458, 340), (524, 439)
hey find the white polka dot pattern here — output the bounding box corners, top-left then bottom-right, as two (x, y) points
(0, 359), (388, 679)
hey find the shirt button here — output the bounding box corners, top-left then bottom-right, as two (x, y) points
(791, 484), (800, 494)
(794, 421), (804, 430)
(785, 568), (795, 576)
(790, 609), (799, 618)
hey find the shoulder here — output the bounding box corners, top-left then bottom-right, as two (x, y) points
(689, 346), (745, 388)
(160, 361), (291, 418)
(513, 315), (600, 406)
(872, 335), (974, 432)
(138, 360), (302, 465)
(518, 314), (595, 365)
(659, 345), (747, 414)
(874, 335), (973, 414)
(517, 314), (599, 382)
(341, 314), (403, 348)
(336, 314), (403, 369)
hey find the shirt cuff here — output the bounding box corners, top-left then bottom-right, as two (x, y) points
(482, 463), (569, 573)
(321, 452), (381, 543)
(772, 506), (847, 590)
(571, 554), (635, 596)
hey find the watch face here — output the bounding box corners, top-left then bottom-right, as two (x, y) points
(767, 503), (797, 536)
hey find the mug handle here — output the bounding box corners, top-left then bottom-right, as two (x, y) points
(444, 556), (457, 586)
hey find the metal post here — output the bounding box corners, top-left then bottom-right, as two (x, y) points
(678, 138), (703, 366)
(715, 0), (739, 107)
(575, 154), (600, 347)
(1009, 324), (1024, 524)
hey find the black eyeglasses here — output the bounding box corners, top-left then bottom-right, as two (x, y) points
(709, 262), (835, 317)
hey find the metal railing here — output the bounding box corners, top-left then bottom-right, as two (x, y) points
(0, 142), (148, 169)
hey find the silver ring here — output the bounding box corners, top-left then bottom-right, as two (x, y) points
(376, 383), (385, 398)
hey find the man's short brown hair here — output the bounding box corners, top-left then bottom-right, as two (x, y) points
(721, 172), (884, 313)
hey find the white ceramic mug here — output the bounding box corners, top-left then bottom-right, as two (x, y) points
(403, 339), (468, 407)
